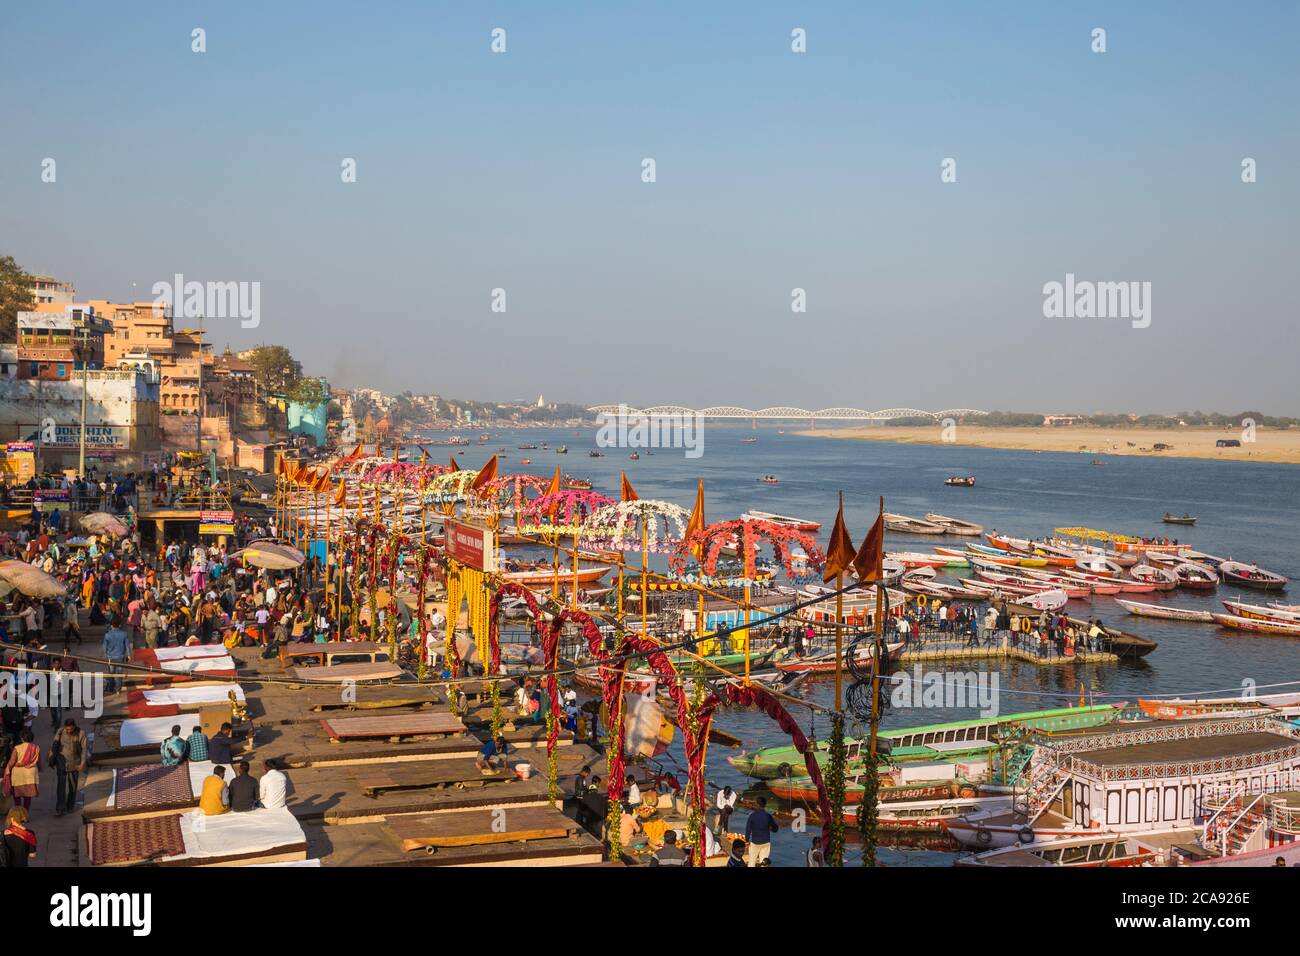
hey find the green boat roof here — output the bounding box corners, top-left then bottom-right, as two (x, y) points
(879, 704), (1119, 741)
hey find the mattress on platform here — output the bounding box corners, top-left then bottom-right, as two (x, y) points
(166, 807), (308, 862)
(108, 761), (230, 809)
(141, 685), (245, 706)
(90, 814), (187, 865)
(160, 656), (236, 675)
(119, 715), (201, 747)
(150, 645), (230, 661)
(90, 807), (307, 866)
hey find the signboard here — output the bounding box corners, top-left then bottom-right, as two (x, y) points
(199, 510), (235, 536)
(5, 442), (34, 453)
(444, 518), (497, 572)
(45, 424), (127, 448)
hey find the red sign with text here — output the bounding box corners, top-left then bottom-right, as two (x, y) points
(444, 518), (497, 572)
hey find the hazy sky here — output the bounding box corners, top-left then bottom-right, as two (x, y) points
(3, 2), (1296, 414)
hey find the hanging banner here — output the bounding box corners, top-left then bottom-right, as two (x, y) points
(444, 518), (497, 572)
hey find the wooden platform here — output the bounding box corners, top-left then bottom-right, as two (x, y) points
(290, 662), (404, 683)
(303, 819), (604, 867)
(286, 765), (552, 824)
(385, 805), (578, 851)
(320, 713), (466, 741)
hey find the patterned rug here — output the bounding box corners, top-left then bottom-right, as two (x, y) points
(114, 765), (194, 812)
(90, 813), (186, 865)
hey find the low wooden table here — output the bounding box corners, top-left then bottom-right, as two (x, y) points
(279, 641), (387, 669)
(385, 805), (578, 852)
(320, 712), (466, 742)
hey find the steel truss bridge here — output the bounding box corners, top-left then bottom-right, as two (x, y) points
(587, 404), (989, 425)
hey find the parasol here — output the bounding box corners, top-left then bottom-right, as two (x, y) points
(80, 512), (128, 537)
(231, 542), (306, 570)
(0, 559), (70, 599)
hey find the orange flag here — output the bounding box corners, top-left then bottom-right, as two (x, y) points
(685, 479), (706, 558)
(448, 452), (459, 472)
(546, 466), (561, 497)
(334, 479), (347, 507)
(823, 492), (856, 583)
(314, 468), (332, 493)
(852, 512), (885, 582)
(276, 456), (286, 478)
(470, 454), (498, 493)
(620, 470), (639, 503)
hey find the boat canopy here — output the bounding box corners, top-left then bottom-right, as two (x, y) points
(1053, 527), (1139, 543)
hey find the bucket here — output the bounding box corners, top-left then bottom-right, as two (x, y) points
(515, 763), (532, 780)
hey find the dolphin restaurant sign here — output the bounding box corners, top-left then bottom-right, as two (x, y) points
(444, 518), (497, 572)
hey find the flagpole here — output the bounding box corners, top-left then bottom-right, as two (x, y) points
(869, 494), (884, 767)
(835, 491), (845, 712)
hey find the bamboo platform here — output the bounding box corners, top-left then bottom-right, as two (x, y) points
(320, 712), (466, 741)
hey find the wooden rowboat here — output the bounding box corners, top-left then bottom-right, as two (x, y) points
(1210, 612), (1300, 636)
(1222, 599), (1300, 625)
(1136, 690), (1300, 720)
(1129, 563), (1178, 591)
(1115, 599), (1214, 623)
(1219, 561), (1289, 592)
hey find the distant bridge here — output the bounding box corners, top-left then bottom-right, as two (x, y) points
(587, 404), (989, 424)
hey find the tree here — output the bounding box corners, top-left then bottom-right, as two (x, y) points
(287, 376), (325, 407)
(0, 255), (36, 344)
(244, 345), (302, 394)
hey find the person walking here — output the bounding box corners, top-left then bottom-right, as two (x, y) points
(743, 796), (780, 866)
(51, 719), (88, 817)
(3, 730), (40, 810)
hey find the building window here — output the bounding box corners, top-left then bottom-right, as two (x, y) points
(57, 364), (66, 378)
(29, 363), (39, 376)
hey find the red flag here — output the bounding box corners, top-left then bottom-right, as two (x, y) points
(823, 493), (855, 582)
(852, 512), (885, 582)
(685, 479), (705, 558)
(470, 454), (498, 493)
(620, 470), (639, 503)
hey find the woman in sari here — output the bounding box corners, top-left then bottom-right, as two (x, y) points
(3, 806), (37, 866)
(3, 730), (40, 809)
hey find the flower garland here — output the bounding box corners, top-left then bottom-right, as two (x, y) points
(671, 517), (826, 583)
(858, 744), (881, 866)
(423, 469), (480, 505)
(581, 500), (690, 553)
(826, 713), (847, 866)
(517, 489), (615, 536)
(466, 473), (550, 521)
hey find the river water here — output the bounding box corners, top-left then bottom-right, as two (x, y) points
(413, 423), (1300, 865)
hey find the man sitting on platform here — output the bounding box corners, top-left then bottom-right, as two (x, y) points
(259, 759), (289, 809)
(476, 735), (510, 772)
(227, 761), (259, 812)
(160, 726), (187, 766)
(199, 766), (230, 815)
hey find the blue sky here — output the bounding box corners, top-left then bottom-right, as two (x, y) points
(2, 1), (1296, 413)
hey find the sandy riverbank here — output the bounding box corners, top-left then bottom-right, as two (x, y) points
(796, 426), (1300, 464)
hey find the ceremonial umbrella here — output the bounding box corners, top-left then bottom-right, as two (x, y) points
(0, 559), (69, 599)
(80, 512), (128, 537)
(231, 542), (306, 570)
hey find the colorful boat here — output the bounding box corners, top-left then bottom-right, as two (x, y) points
(1115, 599), (1214, 623)
(1136, 690), (1300, 720)
(1222, 599), (1300, 624)
(955, 834), (1159, 867)
(773, 641), (904, 674)
(739, 510), (821, 533)
(1211, 612), (1300, 636)
(1219, 561), (1289, 592)
(925, 513), (983, 535)
(728, 704), (1126, 779)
